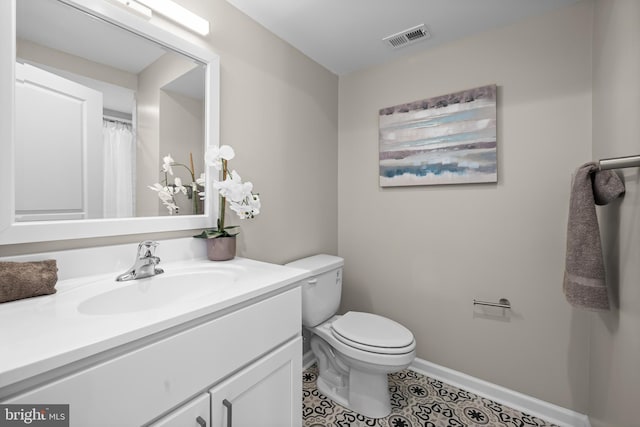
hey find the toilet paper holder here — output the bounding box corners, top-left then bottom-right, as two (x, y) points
(473, 298), (511, 309)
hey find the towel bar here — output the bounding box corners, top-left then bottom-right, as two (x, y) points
(473, 298), (511, 309)
(598, 155), (640, 170)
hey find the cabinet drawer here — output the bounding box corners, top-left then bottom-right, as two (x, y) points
(7, 288), (301, 427)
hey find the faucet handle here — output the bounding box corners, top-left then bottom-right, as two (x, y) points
(137, 240), (159, 258)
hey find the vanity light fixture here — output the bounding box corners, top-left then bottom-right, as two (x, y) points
(137, 0), (210, 36)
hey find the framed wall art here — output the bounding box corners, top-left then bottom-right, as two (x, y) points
(379, 84), (497, 187)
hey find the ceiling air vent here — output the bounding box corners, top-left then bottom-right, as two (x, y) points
(383, 24), (430, 49)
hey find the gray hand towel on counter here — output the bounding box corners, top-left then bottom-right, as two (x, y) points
(0, 260), (58, 303)
(563, 162), (625, 310)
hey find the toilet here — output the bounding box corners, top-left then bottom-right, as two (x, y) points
(286, 254), (416, 419)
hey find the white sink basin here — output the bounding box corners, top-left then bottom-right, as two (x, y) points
(78, 266), (242, 315)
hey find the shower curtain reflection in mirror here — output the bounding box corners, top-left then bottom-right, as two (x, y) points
(103, 119), (134, 218)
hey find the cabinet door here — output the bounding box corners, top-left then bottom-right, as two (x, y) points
(209, 337), (302, 427)
(149, 394), (209, 427)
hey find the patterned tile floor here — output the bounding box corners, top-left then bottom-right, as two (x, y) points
(302, 364), (558, 427)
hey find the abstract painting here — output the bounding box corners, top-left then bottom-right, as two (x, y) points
(379, 84), (497, 187)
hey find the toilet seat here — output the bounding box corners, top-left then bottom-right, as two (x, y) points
(331, 312), (415, 355)
(311, 314), (416, 367)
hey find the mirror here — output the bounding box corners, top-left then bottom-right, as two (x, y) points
(17, 0), (206, 220)
(0, 0), (219, 244)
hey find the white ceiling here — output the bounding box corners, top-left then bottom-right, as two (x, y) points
(225, 0), (582, 75)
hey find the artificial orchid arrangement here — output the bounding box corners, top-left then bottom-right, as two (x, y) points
(148, 153), (205, 215)
(193, 145), (261, 239)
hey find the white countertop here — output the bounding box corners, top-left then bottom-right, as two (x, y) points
(0, 257), (307, 393)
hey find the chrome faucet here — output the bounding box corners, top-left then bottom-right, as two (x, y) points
(116, 240), (164, 282)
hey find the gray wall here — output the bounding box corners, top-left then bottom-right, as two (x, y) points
(338, 1), (593, 412)
(205, 0), (339, 263)
(589, 0), (640, 426)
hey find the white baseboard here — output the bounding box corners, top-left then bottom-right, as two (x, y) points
(410, 358), (591, 427)
(303, 351), (590, 427)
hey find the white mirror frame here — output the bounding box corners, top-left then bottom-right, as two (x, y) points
(0, 0), (219, 244)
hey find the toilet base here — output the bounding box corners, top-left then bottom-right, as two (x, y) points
(311, 335), (396, 419)
(347, 367), (392, 418)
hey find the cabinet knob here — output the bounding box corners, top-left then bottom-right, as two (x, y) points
(195, 416), (207, 427)
(222, 399), (233, 427)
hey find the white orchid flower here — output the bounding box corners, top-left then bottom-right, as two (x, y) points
(219, 145), (235, 160)
(150, 146), (261, 220)
(214, 170), (254, 203)
(194, 173), (206, 200)
(162, 154), (174, 175)
(205, 145), (235, 170)
(229, 194), (261, 219)
(163, 201), (179, 214)
(249, 194), (261, 214)
(148, 183), (169, 196)
(213, 178), (239, 200)
(158, 191), (173, 202)
(148, 183), (179, 214)
(173, 177), (187, 195)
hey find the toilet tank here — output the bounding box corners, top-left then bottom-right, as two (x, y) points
(285, 254), (344, 328)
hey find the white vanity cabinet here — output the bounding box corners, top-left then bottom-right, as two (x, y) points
(2, 287), (302, 427)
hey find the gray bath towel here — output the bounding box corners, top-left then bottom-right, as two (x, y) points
(0, 260), (58, 303)
(563, 162), (625, 310)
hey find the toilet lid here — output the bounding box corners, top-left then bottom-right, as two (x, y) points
(331, 312), (414, 352)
